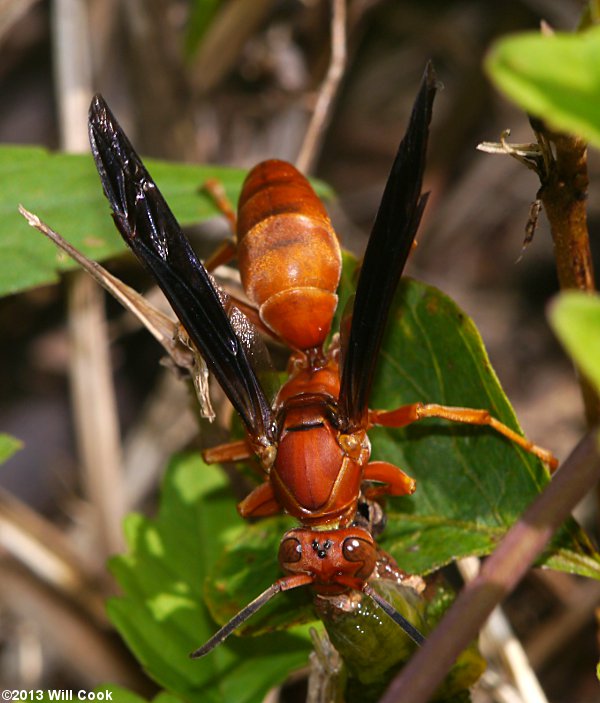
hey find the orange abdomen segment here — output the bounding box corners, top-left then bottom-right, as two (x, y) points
(237, 160), (341, 350)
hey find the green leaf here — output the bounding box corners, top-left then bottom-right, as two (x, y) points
(94, 684), (184, 703)
(0, 145), (246, 297)
(184, 0), (222, 57)
(109, 455), (312, 703)
(549, 291), (600, 394)
(338, 255), (599, 578)
(485, 25), (600, 148)
(1, 145), (332, 299)
(0, 433), (23, 464)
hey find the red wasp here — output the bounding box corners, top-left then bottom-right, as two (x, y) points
(88, 63), (556, 657)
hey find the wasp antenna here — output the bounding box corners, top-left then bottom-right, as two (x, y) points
(190, 582), (283, 658)
(190, 574), (313, 658)
(362, 582), (426, 647)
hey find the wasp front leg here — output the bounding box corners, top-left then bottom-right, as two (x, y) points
(203, 438), (282, 518)
(369, 404), (558, 471)
(237, 481), (282, 518)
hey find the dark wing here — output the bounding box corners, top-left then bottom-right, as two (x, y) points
(88, 94), (275, 445)
(338, 63), (436, 430)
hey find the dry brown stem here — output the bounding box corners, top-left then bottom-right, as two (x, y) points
(381, 430), (600, 703)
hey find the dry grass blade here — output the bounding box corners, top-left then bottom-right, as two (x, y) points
(0, 487), (107, 622)
(458, 557), (549, 703)
(67, 272), (126, 557)
(0, 559), (148, 689)
(51, 0), (126, 558)
(18, 207), (194, 370)
(19, 207), (215, 420)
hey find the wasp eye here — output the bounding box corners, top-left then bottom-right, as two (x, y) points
(342, 537), (374, 563)
(341, 535), (376, 580)
(279, 537), (302, 565)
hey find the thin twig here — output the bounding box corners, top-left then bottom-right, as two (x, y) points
(67, 274), (126, 557)
(380, 430), (600, 703)
(295, 0), (347, 174)
(537, 130), (599, 426)
(538, 131), (595, 291)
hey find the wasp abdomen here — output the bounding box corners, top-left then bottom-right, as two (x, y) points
(237, 160), (342, 350)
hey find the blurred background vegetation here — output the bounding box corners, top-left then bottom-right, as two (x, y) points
(0, 1), (598, 701)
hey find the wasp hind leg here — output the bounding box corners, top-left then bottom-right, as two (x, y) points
(370, 403), (558, 471)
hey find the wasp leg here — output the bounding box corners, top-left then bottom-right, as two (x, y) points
(370, 403), (558, 471)
(238, 482), (282, 518)
(363, 461), (416, 499)
(203, 439), (254, 464)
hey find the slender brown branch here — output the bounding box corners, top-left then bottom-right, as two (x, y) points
(540, 133), (594, 292)
(537, 129), (599, 425)
(295, 0), (347, 174)
(380, 430), (600, 703)
(478, 125), (599, 424)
